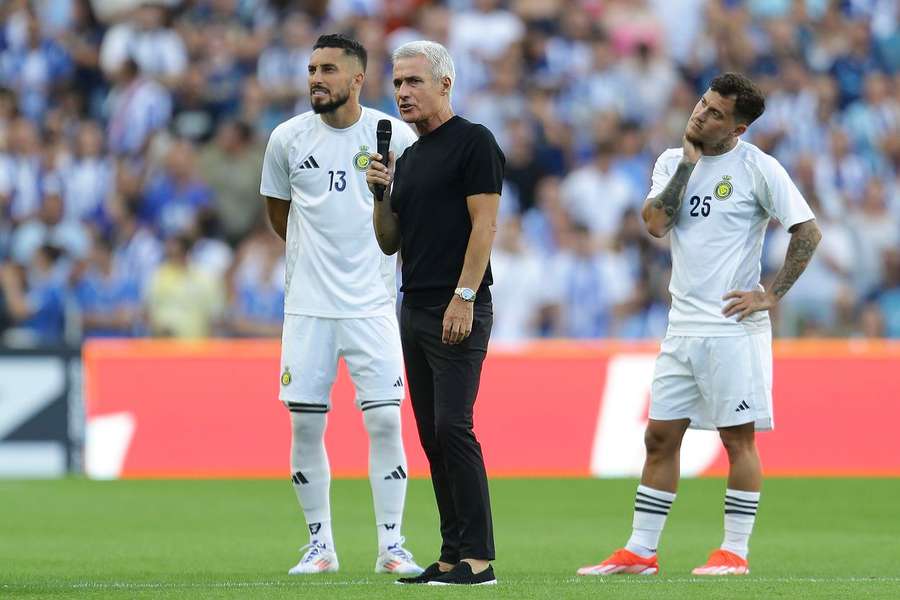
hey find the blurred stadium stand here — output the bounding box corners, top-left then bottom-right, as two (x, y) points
(1, 0), (898, 347)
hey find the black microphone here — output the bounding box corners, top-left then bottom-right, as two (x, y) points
(374, 119), (392, 201)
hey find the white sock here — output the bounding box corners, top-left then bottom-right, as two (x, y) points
(721, 488), (760, 559)
(625, 485), (676, 557)
(289, 412), (334, 549)
(362, 405), (407, 551)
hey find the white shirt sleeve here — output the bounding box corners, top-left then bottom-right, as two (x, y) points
(260, 127), (291, 201)
(647, 150), (676, 199)
(758, 156), (816, 231)
(390, 119), (418, 159)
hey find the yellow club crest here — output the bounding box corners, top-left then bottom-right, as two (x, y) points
(353, 145), (372, 172)
(281, 367), (292, 386)
(714, 175), (733, 200)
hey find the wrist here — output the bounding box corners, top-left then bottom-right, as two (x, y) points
(454, 287), (476, 302)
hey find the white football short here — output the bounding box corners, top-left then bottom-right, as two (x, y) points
(279, 314), (406, 413)
(650, 331), (773, 431)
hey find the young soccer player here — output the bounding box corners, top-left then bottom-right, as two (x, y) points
(260, 33), (421, 576)
(578, 73), (821, 576)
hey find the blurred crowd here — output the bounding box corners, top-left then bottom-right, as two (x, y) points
(0, 0), (898, 346)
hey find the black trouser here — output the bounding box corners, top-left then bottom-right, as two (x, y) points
(399, 300), (495, 562)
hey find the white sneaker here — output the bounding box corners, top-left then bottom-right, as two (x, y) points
(375, 537), (425, 575)
(288, 542), (339, 575)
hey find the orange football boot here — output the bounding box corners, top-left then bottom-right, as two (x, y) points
(691, 549), (750, 575)
(577, 548), (659, 576)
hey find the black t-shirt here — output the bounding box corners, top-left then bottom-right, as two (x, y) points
(391, 116), (505, 307)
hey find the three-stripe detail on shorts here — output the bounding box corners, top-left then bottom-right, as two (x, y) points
(360, 399), (401, 412)
(286, 402), (329, 414)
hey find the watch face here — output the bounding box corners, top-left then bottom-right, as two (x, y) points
(460, 288), (475, 301)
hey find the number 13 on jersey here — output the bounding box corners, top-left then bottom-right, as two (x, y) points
(328, 170), (347, 192)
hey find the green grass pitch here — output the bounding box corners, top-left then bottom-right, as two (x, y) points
(3, 478), (899, 599)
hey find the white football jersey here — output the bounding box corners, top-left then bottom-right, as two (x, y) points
(260, 107), (417, 318)
(648, 140), (815, 337)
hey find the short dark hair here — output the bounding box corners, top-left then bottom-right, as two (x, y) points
(313, 33), (367, 71)
(709, 72), (766, 125)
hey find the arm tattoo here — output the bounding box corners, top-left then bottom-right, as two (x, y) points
(771, 221), (822, 299)
(650, 160), (695, 231)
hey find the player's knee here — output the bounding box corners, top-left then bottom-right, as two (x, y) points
(362, 404), (401, 440)
(719, 430), (756, 458)
(644, 426), (681, 458)
(290, 411), (327, 440)
(289, 412), (327, 471)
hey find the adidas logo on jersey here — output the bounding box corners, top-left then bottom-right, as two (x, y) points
(393, 377), (403, 388)
(384, 465), (407, 480)
(735, 400), (751, 412)
(297, 154), (320, 169)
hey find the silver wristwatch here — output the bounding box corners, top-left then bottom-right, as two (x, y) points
(454, 287), (476, 302)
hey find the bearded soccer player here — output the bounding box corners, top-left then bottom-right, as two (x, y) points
(260, 33), (421, 576)
(578, 73), (821, 576)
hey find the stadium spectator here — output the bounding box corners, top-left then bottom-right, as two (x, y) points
(843, 72), (899, 166)
(73, 236), (141, 338)
(766, 195), (856, 336)
(449, 0), (525, 103)
(2, 118), (46, 225)
(466, 54), (527, 149)
(171, 65), (217, 142)
(146, 235), (224, 338)
(56, 0), (107, 119)
(611, 120), (654, 197)
(561, 140), (637, 243)
(197, 120), (264, 245)
(572, 31), (627, 123)
(140, 139), (213, 237)
(200, 21), (250, 121)
(0, 245), (68, 345)
(99, 2), (187, 87)
(867, 250), (900, 338)
(829, 20), (883, 108)
(187, 212), (233, 278)
(489, 215), (551, 342)
(62, 121), (114, 225)
(10, 184), (91, 265)
(546, 221), (636, 339)
(847, 179), (899, 297)
(814, 127), (870, 214)
(257, 13), (314, 113)
(226, 224), (284, 338)
(617, 42), (679, 126)
(105, 58), (172, 159)
(0, 8), (73, 122)
(499, 118), (546, 213)
(109, 192), (163, 295)
(521, 175), (571, 256)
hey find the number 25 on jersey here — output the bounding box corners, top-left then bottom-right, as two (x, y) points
(689, 195), (711, 217)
